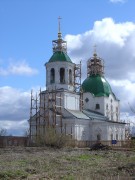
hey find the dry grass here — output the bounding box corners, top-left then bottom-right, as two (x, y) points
(0, 147), (135, 180)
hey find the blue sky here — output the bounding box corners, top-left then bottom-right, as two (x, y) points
(0, 0), (135, 135)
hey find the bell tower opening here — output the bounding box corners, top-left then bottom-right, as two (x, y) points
(69, 69), (72, 84)
(60, 68), (65, 83)
(50, 68), (55, 84)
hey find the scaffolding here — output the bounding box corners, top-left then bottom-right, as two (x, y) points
(30, 88), (74, 143)
(74, 61), (82, 92)
(74, 61), (83, 111)
(30, 90), (40, 141)
(87, 55), (104, 77)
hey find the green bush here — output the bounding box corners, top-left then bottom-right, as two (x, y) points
(130, 139), (135, 149)
(36, 126), (71, 148)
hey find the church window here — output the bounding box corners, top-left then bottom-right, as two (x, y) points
(97, 134), (101, 141)
(111, 114), (113, 121)
(96, 103), (100, 109)
(60, 68), (65, 83)
(69, 69), (72, 84)
(82, 131), (86, 137)
(116, 134), (118, 140)
(116, 113), (118, 121)
(111, 105), (113, 111)
(111, 134), (113, 140)
(50, 68), (55, 83)
(111, 105), (113, 120)
(85, 98), (89, 103)
(106, 104), (109, 117)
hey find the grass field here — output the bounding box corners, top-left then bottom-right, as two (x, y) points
(0, 147), (135, 180)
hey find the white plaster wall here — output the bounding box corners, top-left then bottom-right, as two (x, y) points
(74, 119), (91, 141)
(107, 123), (125, 141)
(64, 92), (80, 110)
(91, 121), (108, 141)
(83, 92), (105, 114)
(31, 107), (126, 142)
(40, 91), (80, 112)
(83, 92), (120, 122)
(104, 94), (120, 122)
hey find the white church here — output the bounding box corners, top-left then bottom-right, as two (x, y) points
(29, 21), (126, 147)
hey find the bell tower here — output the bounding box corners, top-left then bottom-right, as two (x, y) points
(45, 17), (75, 92)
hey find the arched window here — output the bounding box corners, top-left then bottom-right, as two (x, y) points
(50, 68), (55, 83)
(116, 113), (118, 121)
(97, 134), (101, 141)
(106, 104), (109, 117)
(111, 105), (113, 111)
(116, 134), (118, 140)
(60, 68), (65, 83)
(111, 105), (113, 120)
(111, 134), (113, 140)
(69, 69), (72, 84)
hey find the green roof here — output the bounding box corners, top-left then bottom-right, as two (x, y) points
(49, 51), (72, 63)
(82, 74), (112, 97)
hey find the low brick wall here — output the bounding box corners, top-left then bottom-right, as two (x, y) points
(0, 136), (28, 147)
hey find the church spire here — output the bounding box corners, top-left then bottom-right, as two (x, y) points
(52, 17), (67, 53)
(58, 16), (62, 39)
(93, 44), (97, 57)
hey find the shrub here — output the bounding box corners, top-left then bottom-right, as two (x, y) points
(130, 139), (135, 149)
(35, 126), (71, 148)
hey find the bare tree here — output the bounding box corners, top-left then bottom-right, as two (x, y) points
(0, 128), (7, 136)
(24, 128), (30, 137)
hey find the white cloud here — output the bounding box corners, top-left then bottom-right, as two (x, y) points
(110, 0), (126, 3)
(0, 86), (44, 135)
(65, 17), (135, 117)
(108, 79), (135, 113)
(0, 86), (30, 120)
(0, 86), (30, 135)
(0, 120), (28, 136)
(0, 60), (38, 76)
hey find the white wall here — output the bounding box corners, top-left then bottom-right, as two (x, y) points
(83, 92), (120, 122)
(40, 91), (80, 112)
(104, 94), (120, 122)
(64, 92), (80, 110)
(83, 92), (105, 114)
(107, 123), (125, 141)
(30, 90), (125, 143)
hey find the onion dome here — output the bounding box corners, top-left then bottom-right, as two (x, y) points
(49, 51), (72, 62)
(82, 74), (112, 97)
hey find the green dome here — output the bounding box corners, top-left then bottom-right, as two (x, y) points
(82, 75), (112, 97)
(49, 51), (72, 63)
